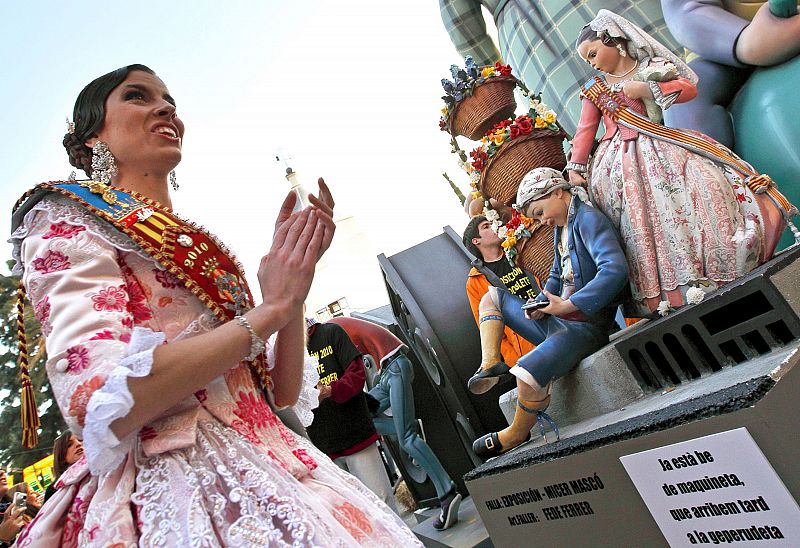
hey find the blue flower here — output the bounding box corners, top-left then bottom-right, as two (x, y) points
(450, 64), (461, 81)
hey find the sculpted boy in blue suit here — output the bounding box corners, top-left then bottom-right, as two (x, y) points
(472, 167), (629, 458)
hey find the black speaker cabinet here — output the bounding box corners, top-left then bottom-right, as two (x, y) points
(377, 227), (517, 459)
(353, 307), (475, 507)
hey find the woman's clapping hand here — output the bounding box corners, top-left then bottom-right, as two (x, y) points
(259, 178), (336, 311)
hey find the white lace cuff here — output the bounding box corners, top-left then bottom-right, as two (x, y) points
(83, 327), (165, 475)
(265, 334), (320, 425)
(294, 351), (321, 427)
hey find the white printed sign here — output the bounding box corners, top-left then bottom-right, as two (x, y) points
(620, 428), (800, 546)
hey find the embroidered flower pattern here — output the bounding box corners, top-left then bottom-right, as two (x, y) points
(89, 329), (115, 340)
(66, 345), (90, 374)
(230, 419), (261, 445)
(90, 285), (128, 313)
(31, 250), (71, 274)
(154, 268), (181, 289)
(42, 221), (86, 240)
(233, 391), (274, 430)
(33, 295), (51, 336)
(292, 448), (318, 471)
(125, 278), (153, 323)
(332, 502), (372, 542)
(69, 375), (105, 426)
(62, 495), (90, 548)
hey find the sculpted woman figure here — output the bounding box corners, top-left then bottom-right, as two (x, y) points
(569, 10), (790, 317)
(11, 64), (421, 546)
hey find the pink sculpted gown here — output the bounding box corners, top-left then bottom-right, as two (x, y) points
(571, 59), (765, 316)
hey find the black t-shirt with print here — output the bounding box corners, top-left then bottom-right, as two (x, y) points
(306, 323), (375, 456)
(484, 258), (537, 301)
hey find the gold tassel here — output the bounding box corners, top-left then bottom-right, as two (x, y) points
(17, 283), (39, 448)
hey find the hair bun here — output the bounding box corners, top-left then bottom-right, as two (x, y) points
(62, 132), (92, 176)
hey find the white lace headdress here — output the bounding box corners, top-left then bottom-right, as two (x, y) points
(580, 9), (697, 84)
(514, 167), (591, 211)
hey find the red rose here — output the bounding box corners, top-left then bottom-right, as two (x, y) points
(509, 124), (521, 139)
(495, 62), (512, 76)
(439, 118), (447, 131)
(518, 116), (533, 135)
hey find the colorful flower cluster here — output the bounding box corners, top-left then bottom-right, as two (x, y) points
(484, 206), (535, 265)
(439, 56), (514, 133)
(469, 95), (559, 171)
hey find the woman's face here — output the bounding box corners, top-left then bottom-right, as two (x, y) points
(65, 435), (84, 465)
(88, 70), (185, 179)
(578, 38), (623, 74)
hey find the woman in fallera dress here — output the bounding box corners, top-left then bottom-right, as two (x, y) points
(569, 10), (782, 317)
(11, 64), (421, 547)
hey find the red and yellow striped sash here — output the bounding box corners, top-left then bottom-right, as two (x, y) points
(582, 77), (796, 216)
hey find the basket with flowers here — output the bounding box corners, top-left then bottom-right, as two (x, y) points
(470, 95), (568, 207)
(438, 61), (565, 281)
(439, 57), (517, 140)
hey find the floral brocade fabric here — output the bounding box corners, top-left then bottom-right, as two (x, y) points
(582, 93), (763, 317)
(11, 195), (420, 547)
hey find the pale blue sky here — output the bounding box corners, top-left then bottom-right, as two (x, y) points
(1, 1), (500, 310)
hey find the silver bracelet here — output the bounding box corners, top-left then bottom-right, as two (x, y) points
(566, 161), (587, 174)
(236, 315), (266, 362)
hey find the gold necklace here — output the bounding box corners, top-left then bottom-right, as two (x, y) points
(609, 60), (639, 78)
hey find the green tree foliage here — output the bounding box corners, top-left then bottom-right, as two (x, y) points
(0, 265), (66, 471)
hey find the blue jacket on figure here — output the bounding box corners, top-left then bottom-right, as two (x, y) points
(538, 196), (629, 327)
(494, 168), (630, 388)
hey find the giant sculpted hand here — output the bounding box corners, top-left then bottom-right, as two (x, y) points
(736, 3), (800, 66)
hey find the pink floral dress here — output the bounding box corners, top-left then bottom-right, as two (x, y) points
(11, 194), (421, 547)
(570, 63), (765, 316)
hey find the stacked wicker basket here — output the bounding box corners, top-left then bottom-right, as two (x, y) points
(443, 63), (568, 284)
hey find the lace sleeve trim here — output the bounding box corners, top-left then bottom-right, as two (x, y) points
(649, 81), (680, 111)
(294, 350), (321, 427)
(265, 334), (320, 426)
(9, 194), (149, 276)
(83, 327), (165, 475)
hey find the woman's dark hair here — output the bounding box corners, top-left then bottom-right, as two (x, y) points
(52, 430), (73, 480)
(462, 215), (488, 259)
(63, 64), (155, 176)
(576, 26), (626, 50)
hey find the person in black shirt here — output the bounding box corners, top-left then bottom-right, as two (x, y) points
(306, 319), (397, 513)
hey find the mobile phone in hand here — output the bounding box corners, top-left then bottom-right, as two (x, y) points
(12, 491), (26, 510)
(521, 300), (549, 311)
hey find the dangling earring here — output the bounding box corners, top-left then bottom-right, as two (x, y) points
(91, 141), (118, 185)
(169, 170), (179, 191)
(616, 44), (627, 58)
